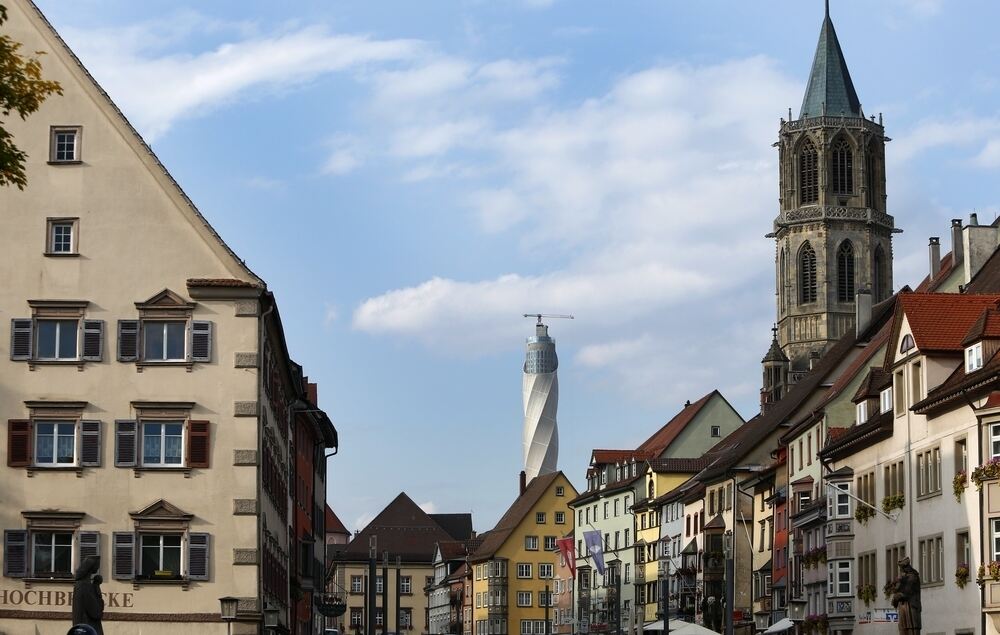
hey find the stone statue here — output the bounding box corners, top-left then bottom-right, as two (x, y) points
(71, 556), (104, 635)
(890, 557), (921, 634)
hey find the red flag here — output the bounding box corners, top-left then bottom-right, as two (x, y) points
(556, 537), (576, 579)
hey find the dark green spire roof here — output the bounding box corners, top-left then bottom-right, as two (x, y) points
(799, 3), (861, 118)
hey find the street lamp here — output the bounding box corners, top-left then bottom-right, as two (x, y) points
(264, 607), (281, 633)
(219, 596), (239, 635)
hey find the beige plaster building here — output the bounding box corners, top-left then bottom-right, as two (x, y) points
(0, 1), (336, 633)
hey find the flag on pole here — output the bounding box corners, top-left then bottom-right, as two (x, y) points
(556, 537), (577, 579)
(583, 530), (606, 576)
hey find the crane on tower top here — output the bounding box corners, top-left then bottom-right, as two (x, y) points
(523, 313), (574, 325)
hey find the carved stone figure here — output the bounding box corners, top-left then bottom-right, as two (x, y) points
(71, 556), (104, 635)
(890, 557), (921, 634)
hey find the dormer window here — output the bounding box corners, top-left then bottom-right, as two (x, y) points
(966, 342), (984, 373)
(856, 401), (868, 425)
(880, 388), (893, 414)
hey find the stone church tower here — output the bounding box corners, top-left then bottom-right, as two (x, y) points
(764, 2), (896, 397)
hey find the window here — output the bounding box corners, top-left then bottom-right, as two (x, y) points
(555, 511), (565, 524)
(956, 438), (969, 475)
(31, 532), (73, 578)
(799, 242), (817, 304)
(991, 423), (1000, 460)
(539, 563), (553, 578)
(856, 401), (868, 425)
(837, 241), (855, 303)
(34, 421), (76, 466)
(885, 543), (906, 585)
(828, 560), (852, 596)
(517, 591), (532, 607)
(536, 512), (546, 524)
(540, 590), (554, 607)
(873, 245), (886, 300)
(139, 534), (182, 579)
(857, 551), (877, 590)
(36, 319), (79, 360)
(142, 422), (184, 466)
(884, 460), (905, 498)
(711, 425), (721, 437)
(351, 608), (364, 626)
(615, 530), (620, 550)
(991, 519), (1000, 562)
(856, 471), (875, 508)
(46, 218), (78, 255)
(524, 536), (539, 551)
(911, 361), (923, 403)
(828, 482), (850, 518)
(831, 139), (854, 195)
(967, 343), (984, 373)
(555, 486), (564, 496)
(517, 563), (532, 578)
(520, 621), (532, 635)
(880, 388), (893, 414)
(143, 321), (186, 361)
(604, 502), (609, 519)
(894, 370), (905, 415)
(799, 140), (819, 204)
(544, 536), (557, 551)
(957, 530), (971, 570)
(916, 447), (941, 498)
(351, 575), (364, 593)
(624, 529), (629, 545)
(918, 535), (944, 584)
(401, 575), (412, 594)
(50, 127), (81, 162)
(400, 608), (412, 628)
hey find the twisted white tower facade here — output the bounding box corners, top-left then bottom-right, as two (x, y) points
(522, 321), (559, 480)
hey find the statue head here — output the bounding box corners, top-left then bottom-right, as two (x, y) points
(74, 556), (100, 580)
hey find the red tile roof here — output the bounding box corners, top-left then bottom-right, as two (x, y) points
(961, 308), (1000, 346)
(186, 277), (261, 288)
(647, 457), (710, 474)
(472, 472), (566, 561)
(635, 391), (722, 455)
(914, 252), (955, 292)
(826, 427), (849, 444)
(591, 449), (652, 465)
(897, 293), (1000, 353)
(326, 505), (350, 536)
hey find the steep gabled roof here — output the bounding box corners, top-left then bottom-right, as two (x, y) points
(892, 293), (1000, 355)
(636, 390), (737, 455)
(647, 458), (709, 474)
(430, 514), (474, 541)
(913, 347), (1000, 415)
(591, 449), (652, 465)
(472, 472), (563, 561)
(341, 493), (455, 563)
(799, 4), (862, 118)
(852, 367), (891, 403)
(914, 252), (956, 293)
(326, 505), (350, 537)
(961, 307), (1000, 346)
(965, 246), (1000, 293)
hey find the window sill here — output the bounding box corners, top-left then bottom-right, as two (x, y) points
(25, 359), (87, 371)
(916, 490), (942, 502)
(135, 360), (195, 373)
(131, 578), (191, 590)
(47, 160), (83, 166)
(26, 466), (84, 478)
(132, 466), (193, 478)
(921, 581), (944, 589)
(22, 576), (75, 588)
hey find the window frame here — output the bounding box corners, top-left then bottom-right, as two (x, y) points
(142, 320), (188, 362)
(137, 532), (184, 581)
(555, 511), (565, 524)
(967, 343), (984, 373)
(880, 388), (893, 414)
(49, 126), (82, 164)
(33, 420), (78, 467)
(35, 318), (80, 361)
(539, 563), (554, 579)
(517, 563), (532, 579)
(140, 420), (185, 468)
(524, 536), (539, 551)
(30, 531), (74, 579)
(45, 218), (79, 256)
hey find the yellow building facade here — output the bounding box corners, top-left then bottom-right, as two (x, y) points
(470, 473), (577, 635)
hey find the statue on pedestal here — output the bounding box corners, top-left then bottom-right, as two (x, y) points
(890, 557), (921, 634)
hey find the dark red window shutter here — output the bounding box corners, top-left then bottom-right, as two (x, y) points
(7, 420), (32, 467)
(187, 420), (210, 468)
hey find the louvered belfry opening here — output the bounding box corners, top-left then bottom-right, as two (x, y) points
(799, 242), (818, 304)
(837, 241), (855, 303)
(799, 141), (819, 204)
(831, 138), (853, 195)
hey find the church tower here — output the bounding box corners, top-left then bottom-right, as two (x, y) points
(769, 2), (896, 383)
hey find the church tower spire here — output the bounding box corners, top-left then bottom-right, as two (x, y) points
(767, 3), (897, 387)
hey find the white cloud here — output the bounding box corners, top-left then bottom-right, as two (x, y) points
(418, 500), (438, 514)
(63, 17), (424, 140)
(323, 303), (339, 326)
(322, 134), (365, 175)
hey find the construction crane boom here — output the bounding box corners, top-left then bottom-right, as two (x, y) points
(523, 313), (574, 325)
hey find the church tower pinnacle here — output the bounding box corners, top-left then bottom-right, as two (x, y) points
(767, 3), (896, 386)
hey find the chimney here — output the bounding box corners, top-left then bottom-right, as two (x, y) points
(928, 237), (941, 280)
(971, 213), (980, 226)
(519, 470), (527, 496)
(855, 288), (872, 336)
(952, 219), (964, 271)
(963, 215), (1000, 284)
(307, 382), (319, 406)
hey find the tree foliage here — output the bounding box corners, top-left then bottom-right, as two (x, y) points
(0, 3), (62, 189)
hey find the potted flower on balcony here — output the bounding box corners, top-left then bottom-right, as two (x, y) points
(954, 470), (968, 501)
(854, 504), (875, 525)
(956, 563), (970, 589)
(972, 458), (1000, 490)
(856, 583), (877, 606)
(802, 615), (817, 635)
(816, 614), (828, 634)
(881, 494), (905, 514)
(882, 580), (896, 600)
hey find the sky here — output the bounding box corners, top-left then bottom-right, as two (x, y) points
(30, 0), (1000, 533)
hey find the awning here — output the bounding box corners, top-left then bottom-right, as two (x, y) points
(643, 621), (664, 631)
(669, 622), (722, 635)
(763, 618), (794, 634)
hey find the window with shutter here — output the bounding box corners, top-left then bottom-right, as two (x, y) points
(114, 420), (138, 467)
(7, 420), (32, 467)
(190, 321), (212, 362)
(82, 320), (104, 361)
(188, 533), (210, 580)
(80, 420), (102, 467)
(10, 319), (33, 360)
(187, 420), (210, 468)
(117, 320), (139, 362)
(79, 531), (100, 563)
(112, 532), (135, 580)
(3, 530), (28, 577)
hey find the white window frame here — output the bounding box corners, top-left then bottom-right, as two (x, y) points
(517, 563), (532, 579)
(827, 560), (851, 596)
(539, 563), (553, 579)
(138, 532), (183, 579)
(524, 536), (539, 551)
(991, 423), (1000, 460)
(555, 511), (565, 524)
(967, 343), (984, 373)
(536, 512), (546, 524)
(30, 531), (74, 577)
(35, 318), (80, 360)
(33, 420), (78, 467)
(856, 401), (868, 425)
(517, 591), (532, 607)
(351, 575), (364, 593)
(50, 127), (81, 163)
(46, 218), (78, 255)
(140, 421), (185, 467)
(711, 425), (722, 437)
(880, 388), (893, 414)
(991, 519), (1000, 563)
(142, 320), (187, 362)
(401, 575), (412, 594)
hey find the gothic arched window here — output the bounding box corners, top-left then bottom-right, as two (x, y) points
(865, 142), (878, 207)
(873, 245), (886, 300)
(779, 248), (787, 310)
(837, 241), (855, 302)
(832, 139), (853, 195)
(800, 140), (819, 204)
(799, 242), (818, 304)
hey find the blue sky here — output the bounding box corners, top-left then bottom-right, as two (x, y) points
(33, 0), (1000, 531)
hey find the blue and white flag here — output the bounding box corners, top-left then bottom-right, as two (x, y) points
(583, 530), (606, 576)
